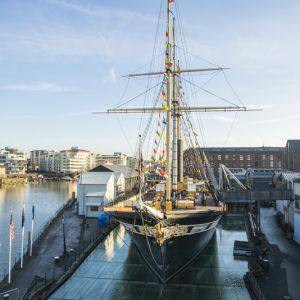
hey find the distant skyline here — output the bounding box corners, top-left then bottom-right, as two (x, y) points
(1, 0), (300, 157)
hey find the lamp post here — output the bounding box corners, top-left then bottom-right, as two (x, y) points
(62, 215), (66, 255)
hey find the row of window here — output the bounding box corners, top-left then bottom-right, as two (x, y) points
(215, 154), (278, 161)
(209, 161), (282, 168)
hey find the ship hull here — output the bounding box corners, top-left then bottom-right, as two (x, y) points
(113, 211), (222, 282)
(130, 224), (217, 282)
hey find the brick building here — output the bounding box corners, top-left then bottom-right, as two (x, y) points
(286, 140), (300, 172)
(184, 146), (286, 175)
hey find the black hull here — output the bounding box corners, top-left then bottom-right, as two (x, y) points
(112, 211), (222, 283)
(130, 225), (217, 282)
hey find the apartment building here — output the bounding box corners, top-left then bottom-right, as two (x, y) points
(39, 147), (95, 174)
(0, 147), (27, 174)
(60, 147), (95, 174)
(30, 150), (49, 171)
(96, 152), (128, 166)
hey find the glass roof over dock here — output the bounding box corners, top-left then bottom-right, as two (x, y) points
(49, 217), (250, 300)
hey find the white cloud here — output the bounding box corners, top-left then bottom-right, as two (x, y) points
(212, 115), (236, 123)
(41, 0), (155, 23)
(0, 29), (110, 58)
(0, 82), (73, 93)
(102, 68), (117, 84)
(255, 114), (300, 125)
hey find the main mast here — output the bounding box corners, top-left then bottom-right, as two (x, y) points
(172, 17), (178, 192)
(165, 0), (172, 207)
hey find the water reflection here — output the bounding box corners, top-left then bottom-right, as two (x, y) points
(0, 181), (75, 274)
(50, 216), (250, 300)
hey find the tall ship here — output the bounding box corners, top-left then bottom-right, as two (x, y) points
(98, 0), (254, 283)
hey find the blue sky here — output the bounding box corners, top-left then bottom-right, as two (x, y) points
(1, 0), (300, 156)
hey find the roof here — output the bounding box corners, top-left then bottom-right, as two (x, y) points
(286, 140), (300, 152)
(200, 147), (285, 153)
(79, 172), (113, 185)
(90, 164), (138, 178)
(275, 171), (300, 182)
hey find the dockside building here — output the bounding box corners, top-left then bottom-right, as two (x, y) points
(184, 146), (285, 175)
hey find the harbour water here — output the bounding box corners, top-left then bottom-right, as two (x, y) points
(0, 181), (75, 277)
(49, 216), (250, 300)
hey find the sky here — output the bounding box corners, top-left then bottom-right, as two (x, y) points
(1, 0), (300, 157)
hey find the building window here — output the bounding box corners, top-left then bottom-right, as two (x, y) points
(270, 155), (273, 160)
(270, 161), (274, 168)
(278, 161), (282, 168)
(262, 155), (266, 160)
(90, 206), (99, 212)
(247, 155), (251, 161)
(240, 155), (244, 161)
(232, 155), (235, 161)
(218, 155), (222, 161)
(225, 155), (228, 160)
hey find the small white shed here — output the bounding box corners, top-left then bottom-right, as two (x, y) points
(77, 172), (115, 218)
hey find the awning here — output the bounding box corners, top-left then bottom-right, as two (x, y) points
(86, 200), (104, 206)
(85, 192), (106, 197)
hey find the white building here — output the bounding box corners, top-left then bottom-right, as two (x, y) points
(96, 152), (128, 166)
(40, 151), (61, 173)
(273, 172), (300, 244)
(39, 147), (95, 174)
(0, 163), (5, 177)
(293, 180), (300, 244)
(30, 150), (49, 171)
(0, 147), (27, 174)
(90, 164), (138, 194)
(77, 172), (115, 218)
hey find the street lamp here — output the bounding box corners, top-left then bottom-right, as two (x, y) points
(62, 215), (66, 255)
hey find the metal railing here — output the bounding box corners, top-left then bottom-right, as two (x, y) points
(221, 189), (293, 202)
(0, 288), (19, 300)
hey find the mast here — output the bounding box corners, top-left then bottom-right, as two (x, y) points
(172, 17), (178, 191)
(177, 75), (184, 183)
(165, 0), (172, 205)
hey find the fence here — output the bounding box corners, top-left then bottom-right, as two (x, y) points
(0, 198), (74, 285)
(0, 288), (19, 300)
(221, 189), (293, 203)
(25, 222), (118, 300)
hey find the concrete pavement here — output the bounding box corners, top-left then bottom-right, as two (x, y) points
(0, 201), (101, 299)
(259, 207), (300, 300)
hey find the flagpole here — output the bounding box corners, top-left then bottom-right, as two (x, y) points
(21, 204), (25, 268)
(30, 200), (34, 257)
(8, 209), (13, 284)
(8, 231), (12, 284)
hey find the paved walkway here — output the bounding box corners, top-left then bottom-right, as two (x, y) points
(0, 202), (100, 299)
(259, 207), (300, 300)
